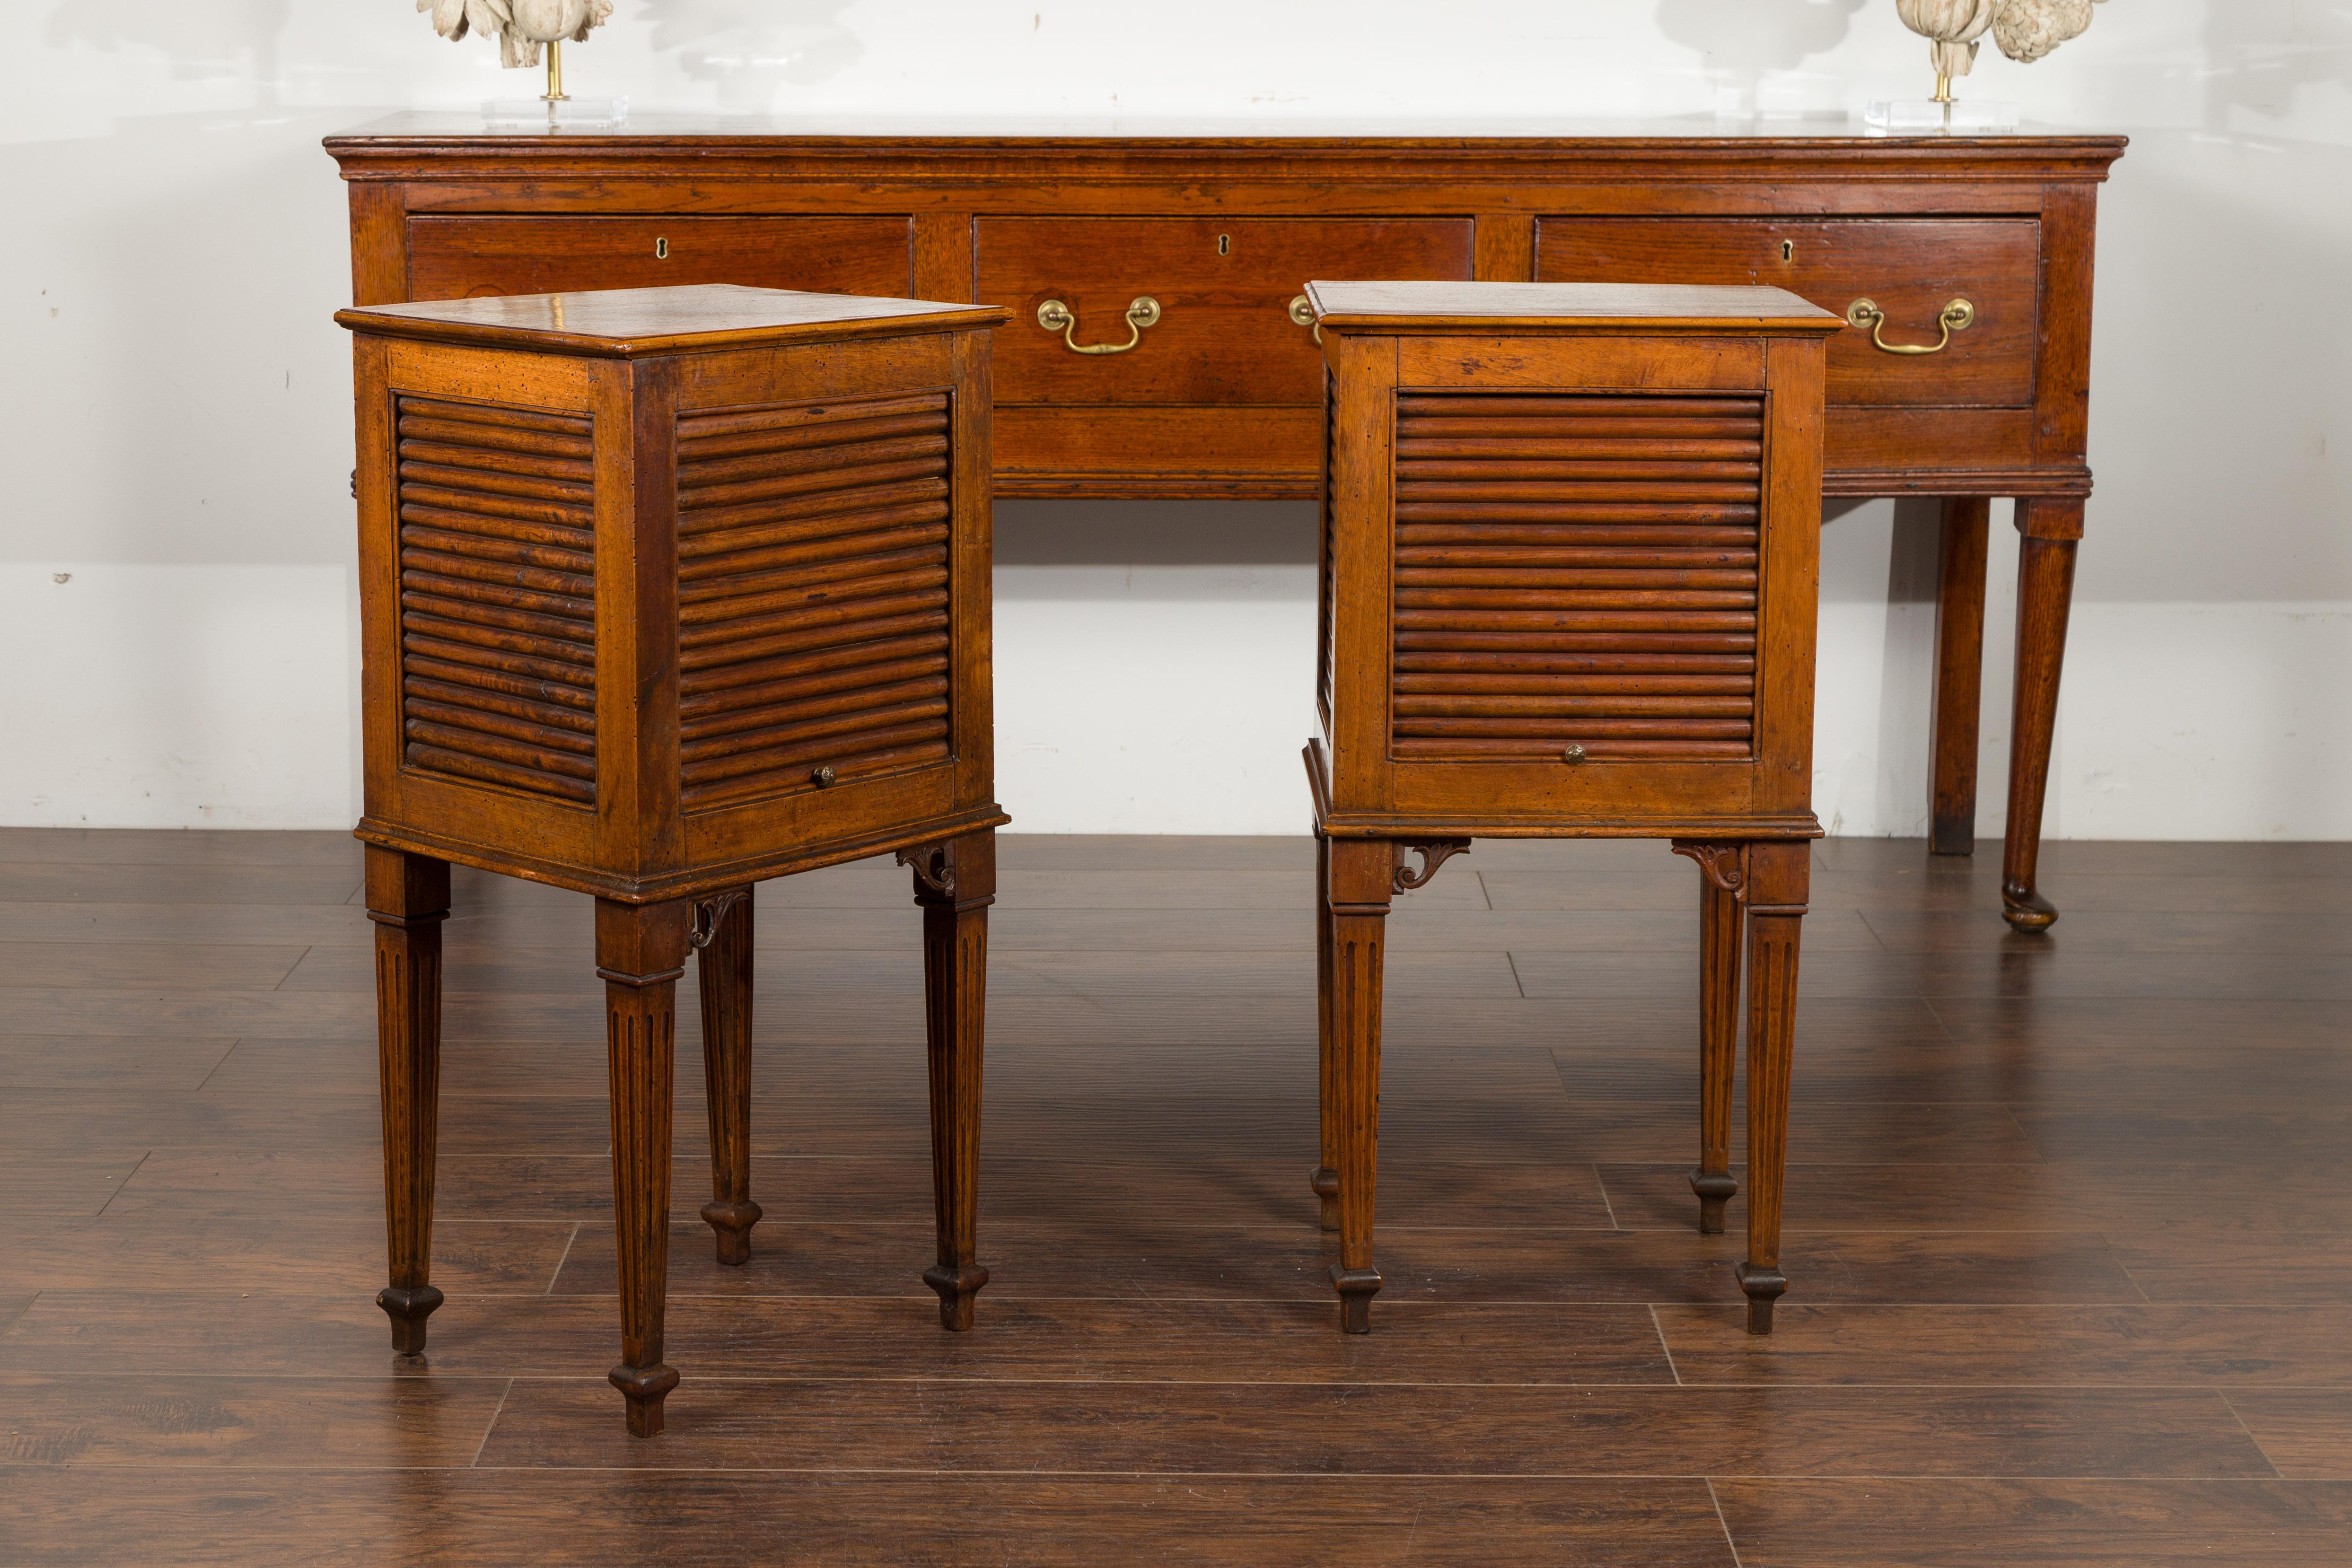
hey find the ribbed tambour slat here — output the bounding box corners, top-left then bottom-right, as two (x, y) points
(394, 395), (597, 804)
(676, 393), (953, 808)
(1391, 392), (1764, 762)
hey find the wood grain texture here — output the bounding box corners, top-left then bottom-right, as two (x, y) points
(12, 828), (2341, 1567)
(0, 1472), (1742, 1568)
(406, 215), (914, 302)
(1929, 496), (1991, 855)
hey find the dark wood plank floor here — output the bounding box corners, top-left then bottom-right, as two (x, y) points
(1, 830), (2348, 1566)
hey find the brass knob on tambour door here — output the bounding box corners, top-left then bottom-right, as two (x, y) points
(1562, 745), (1588, 765)
(810, 765), (837, 788)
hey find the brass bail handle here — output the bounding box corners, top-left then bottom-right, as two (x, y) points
(1845, 296), (1975, 356)
(1037, 296), (1161, 355)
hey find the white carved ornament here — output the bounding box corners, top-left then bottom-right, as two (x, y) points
(418, 0), (615, 70)
(1896, 0), (2113, 82)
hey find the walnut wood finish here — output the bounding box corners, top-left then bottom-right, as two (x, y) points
(1310, 829), (1340, 1232)
(1670, 841), (1745, 1236)
(365, 845), (449, 1354)
(693, 887), (759, 1265)
(906, 832), (994, 1330)
(596, 897), (689, 1437)
(2004, 500), (2085, 931)
(328, 121), (2123, 929)
(341, 283), (1009, 1434)
(1307, 281), (1836, 1337)
(1930, 497), (1992, 856)
(1325, 837), (1394, 1334)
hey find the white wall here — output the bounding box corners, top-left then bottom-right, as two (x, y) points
(3, 1), (2345, 837)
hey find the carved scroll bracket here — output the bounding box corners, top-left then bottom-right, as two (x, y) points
(1392, 839), (1472, 894)
(687, 888), (750, 951)
(1670, 841), (1748, 896)
(897, 843), (957, 899)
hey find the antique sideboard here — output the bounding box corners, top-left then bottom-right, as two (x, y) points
(328, 117), (2125, 927)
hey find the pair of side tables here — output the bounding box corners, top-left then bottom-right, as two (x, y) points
(338, 280), (1840, 1435)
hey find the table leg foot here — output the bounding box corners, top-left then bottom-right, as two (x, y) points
(699, 1198), (763, 1268)
(1689, 1170), (1738, 1237)
(924, 1262), (992, 1331)
(1331, 1265), (1382, 1335)
(609, 1362), (680, 1439)
(2001, 885), (2061, 932)
(1735, 1262), (1787, 1336)
(377, 1284), (443, 1357)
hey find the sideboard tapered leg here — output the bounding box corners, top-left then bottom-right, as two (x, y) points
(2002, 499), (2083, 932)
(1311, 827), (1341, 1231)
(598, 898), (691, 1437)
(906, 832), (993, 1331)
(1930, 496), (1991, 857)
(368, 846), (449, 1356)
(1326, 837), (1393, 1334)
(1735, 842), (1808, 1335)
(694, 887), (761, 1266)
(1672, 842), (1746, 1236)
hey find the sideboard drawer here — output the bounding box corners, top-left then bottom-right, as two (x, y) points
(979, 218), (1474, 404)
(1536, 218), (2039, 408)
(407, 216), (913, 301)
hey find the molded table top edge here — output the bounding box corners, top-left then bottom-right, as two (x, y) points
(323, 114), (2128, 167)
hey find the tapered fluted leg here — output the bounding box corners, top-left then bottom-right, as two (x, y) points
(694, 888), (761, 1266)
(1735, 842), (1808, 1335)
(905, 832), (993, 1331)
(2002, 499), (2083, 931)
(368, 846), (449, 1356)
(598, 898), (690, 1437)
(1672, 842), (1746, 1236)
(1930, 496), (1991, 857)
(1326, 838), (1392, 1334)
(1311, 828), (1340, 1231)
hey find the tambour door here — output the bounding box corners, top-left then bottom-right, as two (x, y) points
(406, 216), (915, 301)
(1352, 340), (1824, 825)
(1387, 389), (1766, 770)
(672, 389), (960, 817)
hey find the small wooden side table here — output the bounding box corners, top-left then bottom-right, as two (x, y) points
(1303, 281), (1841, 1336)
(337, 283), (1009, 1435)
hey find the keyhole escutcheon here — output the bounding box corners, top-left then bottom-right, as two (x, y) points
(1780, 239), (1795, 263)
(1216, 234), (1231, 256)
(655, 237), (669, 260)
